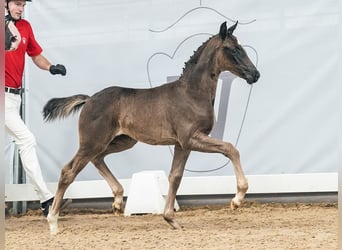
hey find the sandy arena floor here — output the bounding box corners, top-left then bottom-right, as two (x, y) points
(5, 202), (337, 250)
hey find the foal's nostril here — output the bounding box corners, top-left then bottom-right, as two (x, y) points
(254, 71), (260, 81)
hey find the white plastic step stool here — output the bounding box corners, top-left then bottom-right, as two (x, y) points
(124, 170), (179, 216)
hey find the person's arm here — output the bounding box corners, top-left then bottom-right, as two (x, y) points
(31, 54), (67, 75)
(31, 54), (51, 71)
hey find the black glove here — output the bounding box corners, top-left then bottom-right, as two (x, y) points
(49, 64), (66, 76)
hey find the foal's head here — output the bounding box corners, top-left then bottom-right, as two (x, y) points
(216, 21), (260, 84)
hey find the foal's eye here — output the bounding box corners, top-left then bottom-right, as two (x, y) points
(226, 48), (238, 56)
(231, 49), (238, 55)
(224, 47), (239, 57)
(224, 47), (234, 53)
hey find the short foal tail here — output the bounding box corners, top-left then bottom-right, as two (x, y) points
(43, 94), (90, 122)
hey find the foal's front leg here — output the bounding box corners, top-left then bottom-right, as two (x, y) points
(189, 133), (248, 210)
(164, 145), (190, 229)
(229, 146), (248, 210)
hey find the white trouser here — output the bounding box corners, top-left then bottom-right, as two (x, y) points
(5, 92), (53, 203)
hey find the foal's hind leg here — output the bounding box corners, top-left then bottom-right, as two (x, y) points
(48, 152), (92, 235)
(92, 157), (124, 215)
(91, 135), (137, 215)
(189, 133), (248, 210)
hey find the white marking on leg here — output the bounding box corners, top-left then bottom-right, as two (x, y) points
(112, 198), (123, 215)
(47, 213), (59, 235)
(231, 177), (248, 209)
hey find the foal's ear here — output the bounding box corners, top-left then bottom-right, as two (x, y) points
(219, 21), (227, 40)
(227, 21), (238, 36)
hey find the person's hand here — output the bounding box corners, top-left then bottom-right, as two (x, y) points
(49, 64), (66, 76)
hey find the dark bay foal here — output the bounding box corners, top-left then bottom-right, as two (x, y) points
(43, 21), (260, 235)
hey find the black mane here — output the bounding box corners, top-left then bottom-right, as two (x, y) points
(180, 35), (216, 79)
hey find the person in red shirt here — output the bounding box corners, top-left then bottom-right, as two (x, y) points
(5, 0), (71, 216)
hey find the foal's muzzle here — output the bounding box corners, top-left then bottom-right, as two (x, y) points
(246, 70), (260, 84)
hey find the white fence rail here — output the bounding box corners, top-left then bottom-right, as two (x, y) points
(5, 173), (337, 202)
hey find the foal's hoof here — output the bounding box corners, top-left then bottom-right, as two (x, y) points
(164, 217), (182, 230)
(112, 207), (123, 216)
(230, 199), (240, 210)
(47, 214), (59, 235)
(50, 227), (59, 236)
(112, 204), (124, 216)
(113, 210), (122, 216)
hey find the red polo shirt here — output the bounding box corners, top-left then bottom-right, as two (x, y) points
(5, 19), (42, 89)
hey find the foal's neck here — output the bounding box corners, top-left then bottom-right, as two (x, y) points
(179, 35), (223, 103)
(182, 55), (221, 102)
(180, 72), (218, 111)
